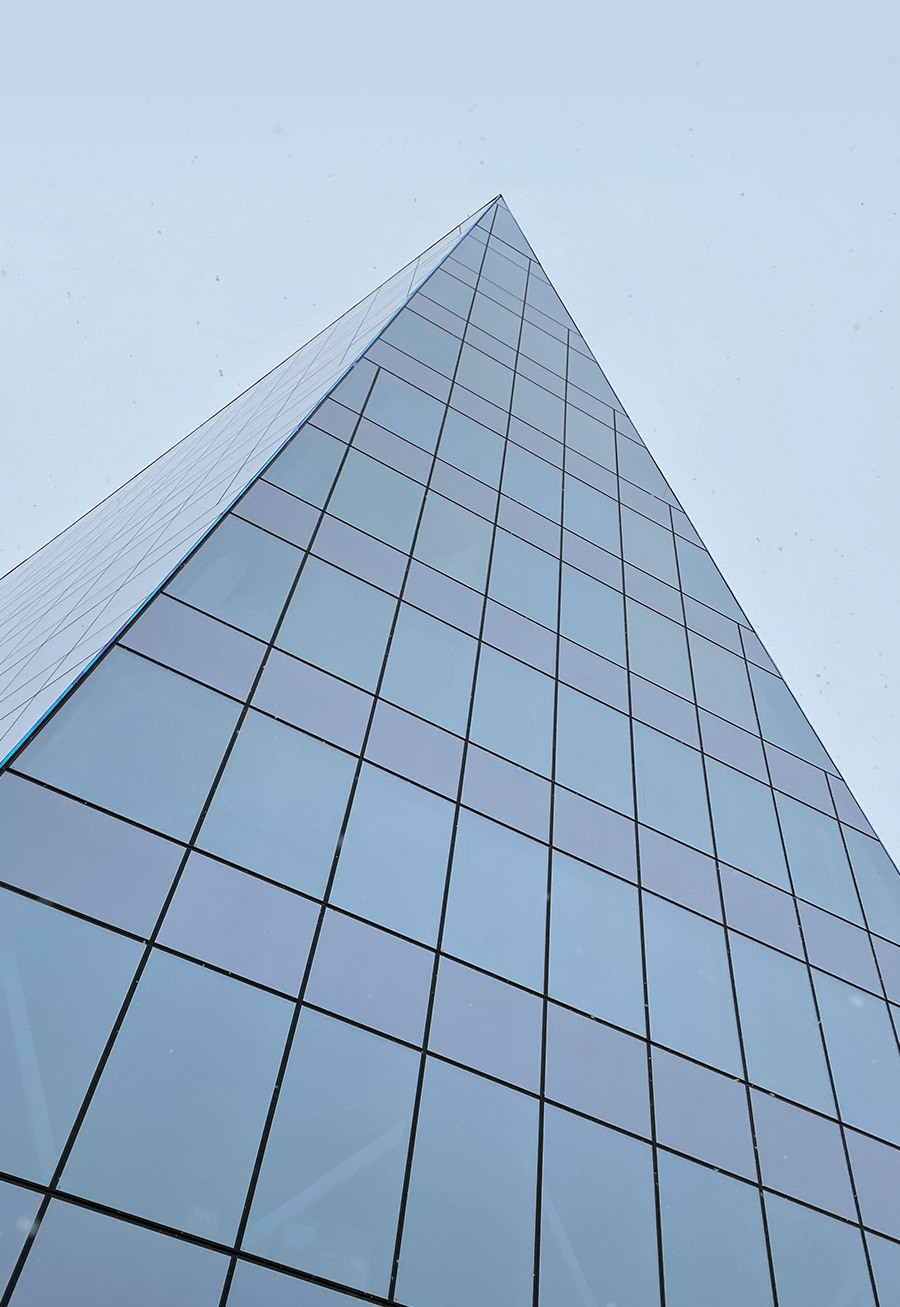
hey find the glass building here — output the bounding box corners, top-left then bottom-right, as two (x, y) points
(1, 195), (900, 1306)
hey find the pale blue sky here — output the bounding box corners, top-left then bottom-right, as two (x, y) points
(3, 0), (900, 852)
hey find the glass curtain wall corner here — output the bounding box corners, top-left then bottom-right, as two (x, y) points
(2, 196), (900, 1307)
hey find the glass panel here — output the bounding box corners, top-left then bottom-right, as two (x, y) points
(18, 648), (241, 842)
(0, 773), (180, 935)
(244, 1009), (418, 1297)
(382, 308), (461, 378)
(621, 506), (678, 586)
(62, 951), (291, 1241)
(277, 557), (396, 691)
(559, 566), (625, 666)
(197, 710), (355, 896)
(658, 1153), (773, 1307)
(512, 375), (564, 440)
(329, 764), (453, 944)
(729, 933), (834, 1112)
(777, 795), (863, 923)
(752, 1089), (856, 1218)
(845, 827), (900, 945)
(815, 971), (900, 1143)
(634, 723), (713, 853)
(362, 371), (445, 451)
(0, 891), (139, 1182)
(0, 1180), (41, 1288)
(706, 759), (790, 888)
(545, 1002), (650, 1136)
(158, 853), (318, 995)
(749, 664), (833, 770)
(469, 291), (520, 347)
(396, 1058), (538, 1307)
(328, 450), (424, 552)
(565, 405), (615, 471)
(539, 1105), (659, 1307)
(563, 477), (618, 552)
(305, 912), (432, 1044)
(380, 606), (477, 735)
(556, 686), (633, 815)
(502, 444), (562, 521)
(674, 537), (746, 623)
(652, 1048), (755, 1177)
(439, 409), (504, 486)
(9, 1200), (227, 1306)
(166, 515), (301, 640)
(414, 494), (492, 590)
(689, 632), (757, 730)
(626, 600), (693, 698)
(428, 959), (543, 1090)
(766, 1194), (875, 1307)
(867, 1234), (900, 1303)
(264, 425), (344, 506)
(549, 852), (643, 1032)
(442, 810), (547, 990)
(123, 592), (265, 700)
(643, 894), (741, 1073)
(470, 646), (554, 776)
(489, 529), (559, 629)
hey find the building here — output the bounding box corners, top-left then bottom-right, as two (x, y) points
(1, 196), (900, 1306)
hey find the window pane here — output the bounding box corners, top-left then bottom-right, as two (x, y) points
(749, 664), (833, 769)
(556, 686), (633, 815)
(627, 600), (693, 698)
(166, 515), (301, 640)
(634, 723), (713, 853)
(766, 1194), (875, 1307)
(675, 537), (746, 623)
(277, 557), (396, 691)
(549, 852), (644, 1032)
(489, 530), (559, 629)
(328, 450), (424, 552)
(244, 1009), (419, 1296)
(264, 426), (344, 506)
(382, 308), (461, 377)
(815, 971), (900, 1143)
(512, 375), (564, 440)
(63, 952), (291, 1241)
(363, 371), (445, 451)
(644, 895), (741, 1073)
(439, 409), (504, 486)
(198, 711), (354, 896)
(471, 647), (555, 775)
(563, 477), (618, 552)
(559, 566), (625, 665)
(707, 759), (790, 888)
(456, 344), (514, 408)
(414, 494), (492, 590)
(0, 892), (139, 1183)
(689, 633), (756, 730)
(396, 1058), (538, 1307)
(777, 795), (863, 923)
(18, 648), (240, 842)
(845, 827), (900, 945)
(0, 1181), (41, 1288)
(329, 764), (454, 944)
(502, 444), (562, 521)
(442, 810), (547, 990)
(380, 606), (477, 735)
(565, 406), (615, 471)
(658, 1153), (773, 1307)
(729, 933), (834, 1112)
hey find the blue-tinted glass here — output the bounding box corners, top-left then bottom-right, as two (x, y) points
(10, 1200), (228, 1307)
(503, 444), (562, 521)
(658, 1153), (773, 1307)
(549, 852), (644, 1032)
(748, 664), (833, 770)
(766, 1194), (875, 1307)
(563, 477), (618, 552)
(471, 646), (555, 775)
(362, 370), (445, 451)
(634, 723), (713, 853)
(869, 1234), (900, 1302)
(752, 1089), (856, 1218)
(329, 764), (453, 944)
(627, 600), (693, 698)
(439, 409), (504, 486)
(197, 710), (354, 896)
(482, 246), (528, 297)
(469, 291), (520, 347)
(265, 426), (344, 507)
(396, 1058), (538, 1307)
(328, 449), (424, 552)
(277, 556), (395, 690)
(777, 794), (863, 923)
(0, 1181), (40, 1288)
(674, 537), (746, 623)
(565, 405), (616, 471)
(166, 516), (301, 640)
(815, 971), (900, 1143)
(555, 686), (633, 815)
(227, 1259), (362, 1305)
(652, 1048), (755, 1177)
(456, 344), (514, 409)
(540, 1105), (659, 1307)
(545, 1002), (650, 1135)
(123, 593), (265, 700)
(18, 648), (240, 842)
(706, 759), (790, 888)
(421, 267), (474, 319)
(845, 827), (900, 945)
(429, 959), (542, 1089)
(521, 320), (566, 373)
(644, 894), (741, 1073)
(512, 375), (564, 440)
(729, 933), (834, 1111)
(0, 892), (139, 1183)
(689, 632), (756, 731)
(489, 529), (559, 629)
(382, 308), (461, 377)
(621, 506), (678, 586)
(381, 605), (476, 735)
(414, 494), (492, 589)
(329, 358), (376, 411)
(244, 1009), (418, 1295)
(63, 951), (291, 1241)
(559, 565), (625, 665)
(442, 810), (547, 990)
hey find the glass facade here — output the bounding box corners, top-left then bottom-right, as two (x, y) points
(1, 196), (899, 1305)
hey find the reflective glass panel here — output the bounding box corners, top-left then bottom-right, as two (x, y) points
(380, 606), (477, 735)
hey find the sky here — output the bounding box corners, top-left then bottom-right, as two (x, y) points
(3, 1), (900, 854)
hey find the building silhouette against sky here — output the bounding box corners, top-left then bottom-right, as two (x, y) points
(2, 197), (900, 1306)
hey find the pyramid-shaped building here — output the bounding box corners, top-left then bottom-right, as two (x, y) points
(2, 197), (900, 1306)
